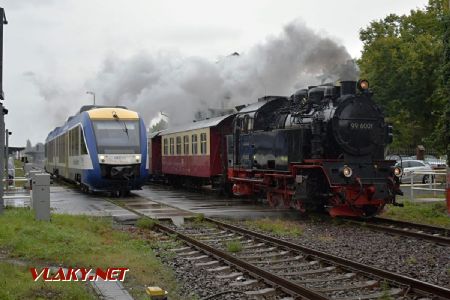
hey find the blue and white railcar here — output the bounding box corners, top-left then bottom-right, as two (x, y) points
(45, 105), (148, 195)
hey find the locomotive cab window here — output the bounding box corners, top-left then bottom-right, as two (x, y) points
(192, 134), (198, 155)
(200, 133), (207, 154)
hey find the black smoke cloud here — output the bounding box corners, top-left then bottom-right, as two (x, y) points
(28, 19), (359, 128)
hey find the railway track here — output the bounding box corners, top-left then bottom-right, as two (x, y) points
(112, 198), (450, 299)
(343, 217), (450, 246)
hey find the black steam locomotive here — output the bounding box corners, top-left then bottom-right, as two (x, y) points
(228, 80), (403, 217)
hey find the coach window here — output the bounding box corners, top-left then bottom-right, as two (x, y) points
(176, 136), (182, 155)
(163, 138), (168, 155)
(192, 134), (198, 155)
(200, 133), (207, 154)
(169, 137), (174, 155)
(183, 135), (189, 155)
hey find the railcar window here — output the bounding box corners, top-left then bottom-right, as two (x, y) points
(59, 135), (65, 163)
(80, 127), (88, 155)
(92, 120), (140, 154)
(75, 126), (80, 156)
(176, 136), (182, 155)
(183, 135), (189, 155)
(200, 133), (207, 154)
(68, 130), (72, 156)
(163, 138), (168, 155)
(170, 137), (174, 155)
(192, 134), (198, 155)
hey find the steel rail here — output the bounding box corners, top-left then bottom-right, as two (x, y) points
(344, 217), (450, 245)
(109, 198), (329, 299)
(154, 222), (329, 300)
(372, 217), (449, 236)
(206, 218), (450, 299)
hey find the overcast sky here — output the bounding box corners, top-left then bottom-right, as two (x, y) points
(0, 0), (428, 146)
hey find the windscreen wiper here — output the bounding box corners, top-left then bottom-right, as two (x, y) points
(113, 111), (129, 138)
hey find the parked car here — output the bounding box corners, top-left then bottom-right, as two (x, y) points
(395, 160), (434, 183)
(423, 155), (447, 169)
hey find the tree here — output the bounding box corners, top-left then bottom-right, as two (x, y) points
(150, 118), (168, 133)
(358, 0), (448, 152)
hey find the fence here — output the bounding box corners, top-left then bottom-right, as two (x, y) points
(408, 169), (447, 201)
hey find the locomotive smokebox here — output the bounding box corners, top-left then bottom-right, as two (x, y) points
(340, 81), (357, 96)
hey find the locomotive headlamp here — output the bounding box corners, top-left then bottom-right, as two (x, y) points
(341, 165), (353, 178)
(99, 155), (105, 163)
(393, 166), (403, 177)
(135, 155), (140, 162)
(357, 79), (369, 91)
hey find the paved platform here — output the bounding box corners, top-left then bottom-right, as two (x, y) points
(133, 185), (300, 220)
(50, 185), (136, 218)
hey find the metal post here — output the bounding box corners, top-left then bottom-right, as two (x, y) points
(5, 129), (8, 191)
(0, 8), (7, 214)
(410, 173), (413, 201)
(0, 104), (3, 213)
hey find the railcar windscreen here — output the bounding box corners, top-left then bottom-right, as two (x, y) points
(93, 120), (140, 154)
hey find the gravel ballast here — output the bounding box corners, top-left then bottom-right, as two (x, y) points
(227, 218), (449, 288)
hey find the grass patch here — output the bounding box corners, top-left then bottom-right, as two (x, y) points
(0, 208), (183, 299)
(0, 262), (94, 300)
(382, 201), (450, 229)
(136, 217), (158, 230)
(193, 213), (205, 223)
(225, 240), (243, 253)
(244, 218), (303, 237)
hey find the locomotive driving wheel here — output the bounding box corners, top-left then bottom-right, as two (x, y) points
(267, 192), (281, 207)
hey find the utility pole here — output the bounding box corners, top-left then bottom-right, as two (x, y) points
(443, 1), (450, 213)
(0, 8), (7, 215)
(86, 91), (95, 105)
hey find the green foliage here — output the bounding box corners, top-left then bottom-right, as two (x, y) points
(225, 240), (243, 253)
(150, 118), (168, 133)
(358, 0), (449, 152)
(382, 200), (450, 228)
(136, 217), (158, 230)
(0, 262), (94, 300)
(193, 213), (205, 223)
(0, 208), (183, 300)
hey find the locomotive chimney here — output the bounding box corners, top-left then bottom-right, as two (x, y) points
(340, 81), (356, 96)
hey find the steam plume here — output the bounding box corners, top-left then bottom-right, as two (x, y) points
(28, 19), (359, 129)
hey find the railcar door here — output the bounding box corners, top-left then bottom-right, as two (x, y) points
(65, 132), (69, 178)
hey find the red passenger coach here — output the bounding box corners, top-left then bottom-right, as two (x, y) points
(150, 115), (234, 187)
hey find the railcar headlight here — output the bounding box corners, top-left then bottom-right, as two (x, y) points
(393, 166), (403, 177)
(357, 79), (369, 91)
(99, 155), (105, 163)
(341, 165), (353, 178)
(135, 155), (140, 162)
